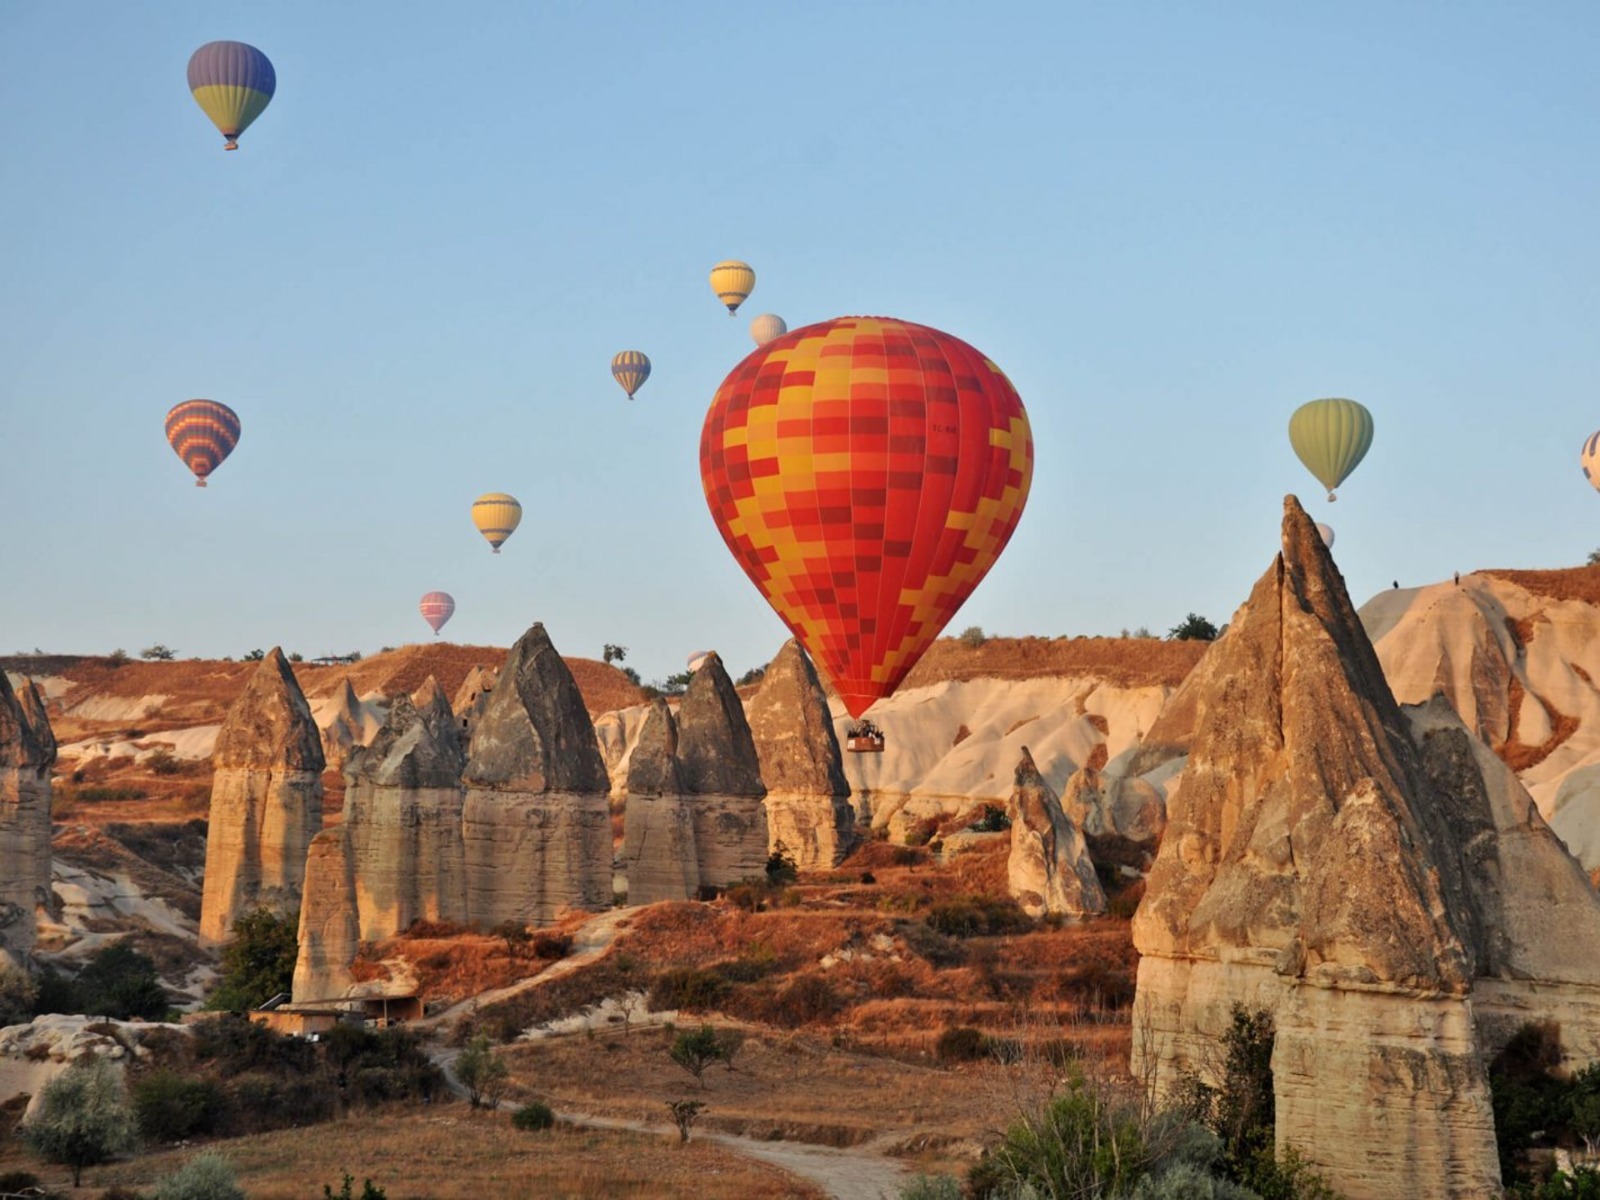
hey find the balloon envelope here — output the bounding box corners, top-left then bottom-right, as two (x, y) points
(472, 493), (522, 553)
(700, 316), (1033, 718)
(611, 350), (651, 399)
(709, 261), (755, 315)
(165, 399), (241, 487)
(1316, 522), (1335, 548)
(749, 313), (787, 345)
(1288, 398), (1373, 501)
(419, 592), (456, 635)
(187, 41), (275, 150)
(686, 650), (712, 673)
(1582, 431), (1600, 494)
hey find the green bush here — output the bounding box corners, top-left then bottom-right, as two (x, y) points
(958, 626), (988, 648)
(512, 1101), (556, 1132)
(22, 1056), (140, 1187)
(649, 967), (728, 1012)
(927, 894), (1031, 939)
(898, 1175), (964, 1200)
(323, 1174), (387, 1200)
(205, 908), (298, 1012)
(151, 1151), (245, 1200)
(75, 942), (170, 1020)
(133, 1070), (223, 1143)
(935, 1026), (989, 1064)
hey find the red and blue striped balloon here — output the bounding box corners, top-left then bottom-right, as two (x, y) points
(419, 592), (456, 636)
(187, 41), (276, 151)
(165, 400), (241, 488)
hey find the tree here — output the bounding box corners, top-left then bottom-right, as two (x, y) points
(152, 1150), (245, 1200)
(670, 1025), (730, 1089)
(736, 665), (766, 687)
(455, 1034), (508, 1110)
(74, 941), (169, 1020)
(1589, 548), (1600, 567)
(1167, 614), (1219, 642)
(655, 671), (694, 697)
(140, 644), (177, 660)
(492, 920), (531, 961)
(0, 963), (37, 1026)
(206, 908), (298, 1011)
(602, 644), (627, 664)
(958, 625), (988, 648)
(665, 1099), (705, 1144)
(21, 1056), (139, 1187)
(107, 649), (130, 667)
(243, 649), (265, 661)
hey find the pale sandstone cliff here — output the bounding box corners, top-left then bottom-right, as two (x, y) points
(1132, 497), (1600, 1200)
(747, 640), (856, 869)
(460, 624), (611, 925)
(199, 649), (324, 946)
(0, 674), (55, 965)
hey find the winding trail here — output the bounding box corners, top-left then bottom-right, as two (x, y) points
(424, 908), (910, 1199)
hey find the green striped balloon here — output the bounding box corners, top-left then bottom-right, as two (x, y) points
(1288, 398), (1373, 502)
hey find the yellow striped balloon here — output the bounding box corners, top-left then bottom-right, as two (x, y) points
(472, 493), (522, 553)
(1288, 397), (1373, 502)
(1581, 430), (1600, 494)
(611, 350), (651, 400)
(187, 41), (276, 151)
(709, 260), (755, 316)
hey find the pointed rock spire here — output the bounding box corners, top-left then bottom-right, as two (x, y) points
(677, 653), (764, 797)
(1007, 747), (1105, 919)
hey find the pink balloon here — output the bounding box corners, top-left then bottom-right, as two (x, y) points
(419, 591), (455, 635)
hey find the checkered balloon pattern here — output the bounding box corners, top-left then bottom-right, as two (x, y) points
(700, 316), (1033, 717)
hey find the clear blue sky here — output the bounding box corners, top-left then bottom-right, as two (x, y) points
(4, 2), (1600, 687)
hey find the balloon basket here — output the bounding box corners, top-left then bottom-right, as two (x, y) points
(195, 479), (207, 488)
(224, 142), (239, 151)
(1327, 491), (1337, 502)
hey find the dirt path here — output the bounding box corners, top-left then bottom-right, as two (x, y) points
(426, 906), (634, 1029)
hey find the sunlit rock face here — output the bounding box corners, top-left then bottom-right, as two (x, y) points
(1133, 496), (1600, 1200)
(292, 828), (358, 1003)
(621, 699), (698, 904)
(1005, 747), (1104, 920)
(460, 624), (611, 926)
(452, 664), (498, 745)
(748, 640), (855, 869)
(0, 674), (56, 965)
(200, 649), (324, 946)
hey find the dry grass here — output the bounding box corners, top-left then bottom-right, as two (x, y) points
(897, 635), (1206, 690)
(1482, 566), (1600, 607)
(10, 1107), (826, 1200)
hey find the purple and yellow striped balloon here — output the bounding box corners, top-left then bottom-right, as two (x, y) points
(165, 400), (241, 488)
(611, 350), (651, 400)
(188, 41), (276, 151)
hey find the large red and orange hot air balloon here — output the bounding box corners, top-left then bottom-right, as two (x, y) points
(700, 316), (1033, 718)
(165, 399), (241, 487)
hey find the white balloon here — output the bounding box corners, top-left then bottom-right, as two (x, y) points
(749, 313), (788, 346)
(1316, 522), (1335, 548)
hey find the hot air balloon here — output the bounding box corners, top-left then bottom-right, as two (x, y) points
(700, 316), (1033, 718)
(709, 261), (755, 316)
(749, 314), (787, 346)
(1582, 431), (1600, 494)
(165, 400), (241, 487)
(472, 493), (522, 553)
(1316, 522), (1335, 548)
(1288, 397), (1373, 502)
(187, 41), (276, 151)
(611, 351), (651, 400)
(419, 592), (456, 635)
(686, 650), (712, 673)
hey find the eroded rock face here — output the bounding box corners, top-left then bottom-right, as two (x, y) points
(0, 674), (55, 965)
(1060, 759), (1167, 871)
(319, 677), (379, 771)
(461, 625), (610, 925)
(1007, 748), (1104, 919)
(200, 649), (324, 946)
(292, 829), (358, 1002)
(1131, 497), (1600, 1199)
(748, 640), (855, 868)
(622, 703), (699, 904)
(453, 665), (498, 744)
(341, 692), (468, 942)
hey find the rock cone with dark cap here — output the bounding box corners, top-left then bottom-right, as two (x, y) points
(0, 673), (55, 965)
(1006, 747), (1104, 918)
(294, 686), (469, 1001)
(748, 639), (855, 868)
(461, 624), (611, 924)
(200, 648), (324, 945)
(621, 700), (699, 903)
(1132, 497), (1600, 1199)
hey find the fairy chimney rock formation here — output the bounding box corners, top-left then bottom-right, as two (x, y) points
(319, 677), (376, 771)
(1132, 496), (1600, 1200)
(0, 674), (56, 965)
(621, 700), (699, 903)
(1007, 747), (1105, 919)
(747, 639), (856, 869)
(461, 624), (611, 925)
(200, 649), (324, 946)
(292, 829), (359, 1002)
(677, 653), (769, 883)
(452, 665), (498, 742)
